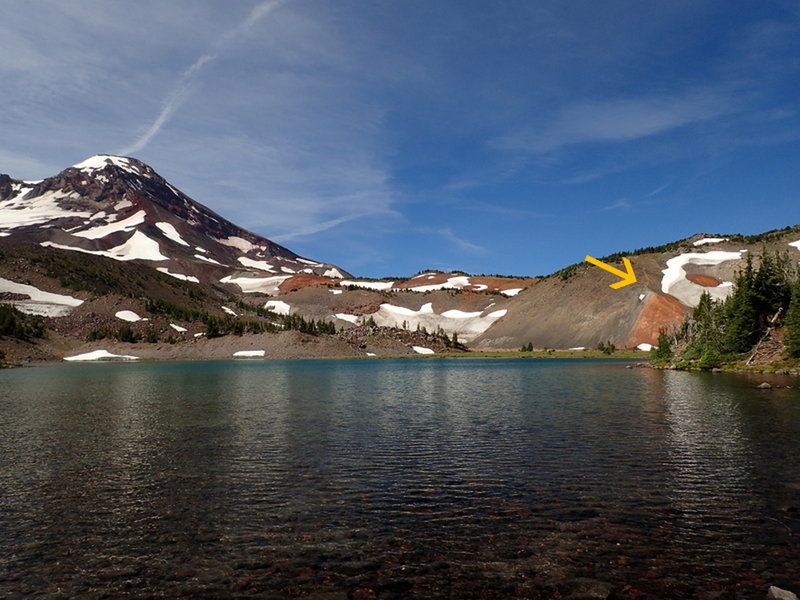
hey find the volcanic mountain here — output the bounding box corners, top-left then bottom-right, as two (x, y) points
(0, 154), (349, 288)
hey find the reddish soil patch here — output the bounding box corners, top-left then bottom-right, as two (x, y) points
(335, 302), (382, 316)
(278, 274), (332, 294)
(627, 293), (688, 347)
(685, 273), (722, 287)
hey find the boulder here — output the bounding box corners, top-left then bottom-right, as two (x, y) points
(757, 382), (773, 389)
(767, 586), (799, 600)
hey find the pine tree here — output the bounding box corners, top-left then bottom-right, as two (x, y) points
(650, 329), (673, 364)
(784, 278), (800, 358)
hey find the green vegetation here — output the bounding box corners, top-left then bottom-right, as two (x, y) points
(597, 340), (616, 355)
(651, 251), (800, 369)
(0, 304), (44, 340)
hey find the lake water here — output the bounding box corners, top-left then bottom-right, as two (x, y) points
(1, 358), (799, 599)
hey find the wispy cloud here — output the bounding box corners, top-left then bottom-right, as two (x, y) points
(418, 227), (485, 254)
(495, 90), (734, 155)
(600, 199), (631, 211)
(118, 0), (288, 156)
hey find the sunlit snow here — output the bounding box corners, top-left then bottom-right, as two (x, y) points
(169, 323), (188, 333)
(64, 349), (139, 361)
(501, 288), (523, 297)
(238, 257), (276, 272)
(220, 274), (291, 294)
(155, 222), (190, 246)
(412, 346), (435, 354)
(73, 211), (146, 239)
(264, 300), (291, 315)
(340, 280), (394, 291)
(156, 268), (200, 283)
(233, 350), (266, 357)
(370, 302), (507, 342)
(335, 313), (360, 324)
(661, 251), (742, 306)
(0, 277), (83, 317)
(693, 237), (728, 246)
(42, 231), (168, 262)
(115, 310), (144, 322)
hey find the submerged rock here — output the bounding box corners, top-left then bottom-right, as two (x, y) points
(546, 577), (614, 599)
(767, 586), (799, 600)
(757, 382), (773, 389)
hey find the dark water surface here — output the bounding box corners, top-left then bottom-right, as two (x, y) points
(1, 358), (799, 599)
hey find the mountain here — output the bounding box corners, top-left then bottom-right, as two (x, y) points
(2, 154), (800, 362)
(0, 154), (349, 286)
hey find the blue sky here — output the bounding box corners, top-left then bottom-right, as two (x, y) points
(2, 1), (799, 277)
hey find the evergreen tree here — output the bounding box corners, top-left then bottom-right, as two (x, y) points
(784, 277), (800, 358)
(650, 329), (673, 363)
(723, 255), (758, 353)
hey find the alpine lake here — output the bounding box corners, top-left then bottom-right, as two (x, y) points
(1, 357), (799, 599)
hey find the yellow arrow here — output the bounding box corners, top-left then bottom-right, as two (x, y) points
(584, 255), (637, 289)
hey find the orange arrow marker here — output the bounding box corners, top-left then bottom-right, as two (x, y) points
(584, 256), (637, 289)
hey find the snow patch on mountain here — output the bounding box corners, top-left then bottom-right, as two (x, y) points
(264, 300), (291, 315)
(789, 239), (800, 251)
(42, 231), (168, 262)
(370, 302), (507, 342)
(693, 237), (728, 246)
(115, 310), (145, 322)
(155, 222), (190, 247)
(220, 274), (291, 294)
(340, 280), (394, 291)
(413, 346), (435, 354)
(661, 251), (742, 306)
(72, 155), (136, 173)
(219, 236), (260, 253)
(73, 210), (146, 239)
(156, 268), (199, 283)
(501, 288), (523, 297)
(334, 313), (360, 324)
(0, 277), (84, 317)
(64, 349), (139, 361)
(0, 189), (91, 231)
(234, 350), (265, 357)
(238, 257), (276, 272)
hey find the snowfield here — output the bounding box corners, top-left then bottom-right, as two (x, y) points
(0, 277), (83, 316)
(264, 300), (291, 315)
(369, 302), (508, 342)
(637, 343), (654, 351)
(693, 237), (728, 246)
(156, 268), (200, 283)
(340, 280), (394, 291)
(170, 323), (188, 333)
(790, 240), (800, 251)
(155, 222), (191, 247)
(220, 274), (291, 295)
(73, 155), (135, 173)
(412, 346), (435, 354)
(238, 257), (276, 272)
(64, 349), (139, 361)
(73, 211), (145, 239)
(0, 189), (92, 231)
(42, 230), (168, 262)
(335, 313), (360, 324)
(661, 251), (742, 306)
(233, 350), (266, 357)
(115, 310), (144, 322)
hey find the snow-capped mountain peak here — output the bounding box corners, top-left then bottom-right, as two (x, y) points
(0, 156), (350, 288)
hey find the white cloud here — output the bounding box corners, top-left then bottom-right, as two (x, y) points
(495, 91), (734, 155)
